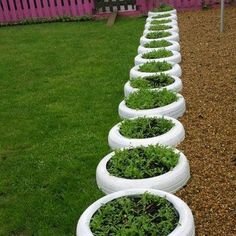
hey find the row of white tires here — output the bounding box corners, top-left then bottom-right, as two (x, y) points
(77, 9), (195, 236)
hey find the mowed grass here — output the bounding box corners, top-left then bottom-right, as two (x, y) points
(0, 18), (145, 235)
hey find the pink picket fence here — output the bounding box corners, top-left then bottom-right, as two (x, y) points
(0, 0), (225, 24)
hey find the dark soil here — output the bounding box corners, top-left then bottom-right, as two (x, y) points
(176, 7), (236, 235)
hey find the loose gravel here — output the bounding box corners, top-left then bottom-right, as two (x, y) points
(176, 7), (236, 235)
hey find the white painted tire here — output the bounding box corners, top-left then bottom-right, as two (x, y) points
(143, 25), (179, 34)
(108, 115), (185, 149)
(145, 19), (178, 26)
(134, 50), (181, 65)
(146, 14), (177, 21)
(140, 32), (179, 44)
(118, 94), (186, 119)
(130, 63), (182, 78)
(145, 20), (178, 28)
(124, 76), (183, 97)
(148, 9), (177, 17)
(138, 40), (180, 53)
(96, 148), (190, 194)
(76, 189), (195, 236)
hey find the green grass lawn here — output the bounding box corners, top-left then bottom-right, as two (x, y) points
(0, 18), (145, 235)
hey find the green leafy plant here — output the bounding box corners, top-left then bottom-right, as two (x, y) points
(90, 192), (179, 235)
(146, 31), (171, 39)
(152, 13), (171, 18)
(138, 61), (172, 72)
(149, 24), (172, 31)
(119, 117), (175, 138)
(107, 145), (179, 178)
(150, 19), (172, 24)
(152, 4), (174, 12)
(144, 40), (172, 48)
(130, 74), (175, 89)
(142, 49), (173, 59)
(125, 89), (178, 110)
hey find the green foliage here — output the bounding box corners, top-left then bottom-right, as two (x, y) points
(142, 49), (173, 59)
(0, 15), (92, 27)
(125, 89), (178, 110)
(144, 40), (172, 48)
(119, 117), (175, 139)
(138, 61), (172, 72)
(90, 192), (179, 235)
(150, 19), (172, 24)
(107, 145), (180, 178)
(152, 4), (174, 12)
(149, 24), (172, 31)
(130, 74), (175, 89)
(152, 13), (171, 19)
(146, 31), (171, 39)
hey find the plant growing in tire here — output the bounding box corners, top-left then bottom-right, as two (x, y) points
(124, 73), (183, 96)
(138, 40), (180, 54)
(76, 189), (195, 236)
(143, 24), (179, 35)
(148, 5), (177, 16)
(130, 61), (182, 79)
(140, 31), (179, 44)
(108, 115), (185, 149)
(118, 89), (186, 119)
(96, 145), (190, 194)
(134, 49), (181, 65)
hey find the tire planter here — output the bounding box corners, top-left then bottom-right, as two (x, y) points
(138, 40), (180, 53)
(146, 14), (177, 21)
(134, 50), (181, 65)
(143, 25), (179, 34)
(148, 9), (177, 17)
(145, 19), (178, 26)
(118, 94), (186, 119)
(96, 147), (190, 194)
(76, 189), (195, 236)
(130, 63), (182, 78)
(145, 20), (178, 28)
(108, 115), (185, 149)
(140, 32), (179, 45)
(124, 76), (183, 96)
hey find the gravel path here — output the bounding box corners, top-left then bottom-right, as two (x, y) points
(176, 7), (236, 235)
